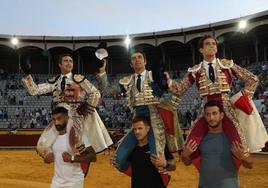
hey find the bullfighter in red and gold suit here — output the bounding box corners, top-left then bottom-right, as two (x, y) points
(166, 35), (268, 170)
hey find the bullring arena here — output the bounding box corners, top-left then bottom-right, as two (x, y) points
(0, 150), (267, 188)
(0, 8), (268, 188)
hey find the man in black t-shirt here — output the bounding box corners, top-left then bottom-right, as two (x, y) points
(125, 116), (176, 188)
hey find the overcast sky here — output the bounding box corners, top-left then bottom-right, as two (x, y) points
(0, 0), (267, 36)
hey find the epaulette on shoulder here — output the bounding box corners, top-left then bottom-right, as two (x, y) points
(72, 74), (86, 83)
(188, 63), (202, 73)
(47, 75), (60, 84)
(119, 75), (133, 85)
(219, 59), (234, 69)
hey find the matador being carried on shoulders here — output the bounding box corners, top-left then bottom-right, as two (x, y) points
(165, 35), (268, 170)
(21, 54), (113, 166)
(95, 44), (183, 182)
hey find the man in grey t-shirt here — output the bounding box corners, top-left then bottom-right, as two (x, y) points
(181, 101), (253, 188)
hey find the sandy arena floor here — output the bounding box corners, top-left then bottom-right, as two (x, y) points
(0, 150), (267, 188)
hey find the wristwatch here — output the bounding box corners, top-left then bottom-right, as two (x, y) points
(71, 155), (75, 163)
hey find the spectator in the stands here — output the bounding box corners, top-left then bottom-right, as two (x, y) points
(262, 63), (267, 74)
(0, 109), (3, 119)
(15, 107), (20, 121)
(0, 68), (4, 78)
(18, 96), (24, 105)
(42, 117), (49, 127)
(30, 117), (37, 128)
(260, 101), (267, 120)
(41, 107), (47, 121)
(3, 108), (8, 120)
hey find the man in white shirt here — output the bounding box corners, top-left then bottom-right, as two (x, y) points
(260, 101), (267, 120)
(41, 107), (47, 120)
(44, 106), (96, 188)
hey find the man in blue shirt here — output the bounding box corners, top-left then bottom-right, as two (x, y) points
(181, 101), (253, 188)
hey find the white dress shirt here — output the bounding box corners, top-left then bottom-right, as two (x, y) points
(203, 59), (217, 79)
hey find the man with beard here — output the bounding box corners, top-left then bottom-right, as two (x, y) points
(45, 106), (96, 188)
(182, 101), (253, 188)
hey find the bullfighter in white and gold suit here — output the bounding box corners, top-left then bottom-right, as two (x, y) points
(21, 54), (113, 162)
